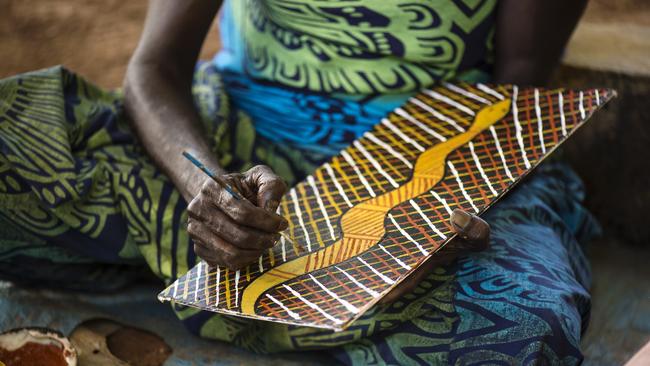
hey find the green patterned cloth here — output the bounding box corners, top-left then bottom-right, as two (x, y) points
(0, 65), (320, 285)
(216, 0), (497, 94)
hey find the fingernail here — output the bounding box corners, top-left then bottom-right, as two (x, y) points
(451, 209), (472, 232)
(266, 234), (281, 248)
(278, 218), (289, 231)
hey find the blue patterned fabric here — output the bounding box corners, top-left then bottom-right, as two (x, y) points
(333, 164), (597, 364)
(219, 70), (409, 156)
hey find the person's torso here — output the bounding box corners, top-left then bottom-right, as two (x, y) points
(215, 0), (497, 95)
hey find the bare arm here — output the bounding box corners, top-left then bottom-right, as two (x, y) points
(493, 0), (589, 85)
(124, 0), (288, 270)
(124, 0), (221, 201)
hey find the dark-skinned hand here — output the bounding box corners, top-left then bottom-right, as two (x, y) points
(187, 165), (288, 270)
(379, 209), (490, 304)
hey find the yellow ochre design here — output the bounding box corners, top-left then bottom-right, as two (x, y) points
(240, 99), (511, 315)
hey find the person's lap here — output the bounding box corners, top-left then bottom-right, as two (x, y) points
(0, 65), (595, 364)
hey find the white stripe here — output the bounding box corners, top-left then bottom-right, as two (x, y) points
(378, 244), (411, 270)
(395, 107), (447, 142)
(410, 97), (466, 133)
(280, 235), (287, 262)
(336, 266), (380, 298)
(423, 89), (476, 116)
(476, 83), (505, 100)
(309, 274), (359, 313)
(444, 82), (490, 104)
(534, 89), (546, 154)
(353, 141), (399, 188)
(258, 255), (264, 273)
(307, 175), (337, 240)
(489, 126), (515, 182)
(447, 161), (479, 213)
(595, 90), (600, 105)
(357, 257), (395, 285)
(283, 284), (343, 325)
(341, 150), (376, 197)
(215, 266), (220, 306)
(203, 260), (210, 303)
(381, 118), (425, 152)
(409, 199), (448, 240)
(469, 142), (498, 196)
(290, 188), (312, 252)
(388, 213), (429, 256)
(324, 163), (353, 208)
(430, 190), (453, 216)
(194, 261), (202, 303)
(512, 86), (531, 169)
(234, 270), (240, 307)
(579, 91), (586, 119)
(172, 278), (179, 298)
(266, 294), (301, 320)
(364, 132), (413, 168)
(558, 92), (567, 136)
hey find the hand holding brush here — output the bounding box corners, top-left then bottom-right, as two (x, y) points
(183, 151), (295, 270)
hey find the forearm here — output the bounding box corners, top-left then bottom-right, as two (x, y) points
(122, 0), (221, 202)
(124, 62), (223, 202)
(493, 0), (589, 85)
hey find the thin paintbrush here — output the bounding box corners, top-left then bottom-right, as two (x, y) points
(182, 151), (296, 246)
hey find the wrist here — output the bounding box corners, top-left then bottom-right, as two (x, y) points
(170, 147), (225, 203)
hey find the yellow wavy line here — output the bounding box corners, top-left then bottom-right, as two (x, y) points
(240, 99), (510, 316)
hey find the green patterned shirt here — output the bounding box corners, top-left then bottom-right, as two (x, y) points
(215, 0), (497, 94)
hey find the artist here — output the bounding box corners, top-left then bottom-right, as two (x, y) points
(0, 0), (593, 364)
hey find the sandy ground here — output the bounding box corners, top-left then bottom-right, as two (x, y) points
(1, 0), (220, 88)
(564, 0), (650, 76)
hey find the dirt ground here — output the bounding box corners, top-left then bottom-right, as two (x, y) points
(1, 0), (220, 88)
(564, 0), (650, 76)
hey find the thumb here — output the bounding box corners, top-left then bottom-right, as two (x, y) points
(450, 209), (490, 251)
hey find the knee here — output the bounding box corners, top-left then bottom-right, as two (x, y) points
(453, 298), (585, 364)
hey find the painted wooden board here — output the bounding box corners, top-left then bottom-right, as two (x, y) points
(158, 83), (615, 331)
